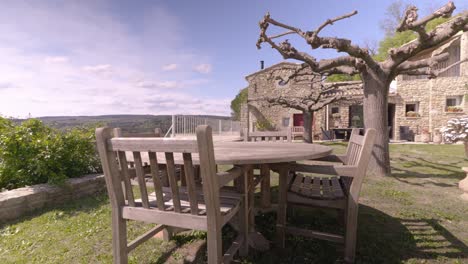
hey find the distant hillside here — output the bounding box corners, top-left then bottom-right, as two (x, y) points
(15, 115), (231, 134)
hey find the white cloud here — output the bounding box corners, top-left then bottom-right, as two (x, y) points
(44, 56), (69, 64)
(82, 64), (113, 75)
(0, 2), (229, 117)
(162, 63), (178, 71)
(0, 82), (14, 89)
(136, 80), (178, 89)
(194, 63), (212, 74)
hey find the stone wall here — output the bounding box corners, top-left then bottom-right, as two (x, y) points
(394, 76), (468, 140)
(245, 62), (325, 136)
(0, 174), (105, 223)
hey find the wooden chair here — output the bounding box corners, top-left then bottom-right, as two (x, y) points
(96, 125), (248, 264)
(276, 128), (376, 263)
(243, 129), (292, 209)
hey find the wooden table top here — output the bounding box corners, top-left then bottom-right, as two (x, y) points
(126, 141), (333, 165)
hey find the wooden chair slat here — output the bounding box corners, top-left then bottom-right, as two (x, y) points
(148, 152), (165, 210)
(330, 177), (344, 198)
(165, 152), (182, 212)
(117, 151), (135, 206)
(183, 153), (199, 215)
(133, 152), (150, 208)
(290, 173), (303, 193)
(301, 176), (312, 196)
(321, 177), (332, 199)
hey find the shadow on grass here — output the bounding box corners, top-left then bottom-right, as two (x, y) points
(242, 200), (467, 263)
(390, 155), (466, 187)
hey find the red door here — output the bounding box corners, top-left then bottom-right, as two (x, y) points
(293, 114), (304, 126)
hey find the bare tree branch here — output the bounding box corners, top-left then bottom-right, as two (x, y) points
(313, 10), (358, 37)
(387, 7), (468, 68)
(395, 52), (449, 73)
(322, 66), (361, 76)
(397, 2), (455, 32)
(400, 58), (468, 78)
(257, 11), (379, 73)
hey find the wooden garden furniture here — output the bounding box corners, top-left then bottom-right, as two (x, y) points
(96, 125), (248, 264)
(125, 139), (332, 253)
(275, 128), (376, 263)
(243, 129), (292, 209)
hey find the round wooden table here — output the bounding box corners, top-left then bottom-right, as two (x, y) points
(128, 141), (332, 165)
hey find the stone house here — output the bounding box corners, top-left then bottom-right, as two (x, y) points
(241, 61), (327, 139)
(241, 31), (468, 141)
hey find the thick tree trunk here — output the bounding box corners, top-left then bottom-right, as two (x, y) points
(362, 74), (391, 177)
(303, 111), (313, 143)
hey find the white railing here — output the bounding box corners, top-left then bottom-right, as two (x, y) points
(291, 126), (304, 135)
(170, 115), (241, 137)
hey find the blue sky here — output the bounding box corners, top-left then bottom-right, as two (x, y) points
(0, 0), (466, 118)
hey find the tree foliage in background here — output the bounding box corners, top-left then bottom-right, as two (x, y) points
(230, 88), (248, 120)
(0, 117), (101, 190)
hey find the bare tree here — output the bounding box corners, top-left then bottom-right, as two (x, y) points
(251, 68), (361, 142)
(256, 1), (468, 176)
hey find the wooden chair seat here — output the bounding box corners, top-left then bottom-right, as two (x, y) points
(287, 174), (348, 209)
(276, 128), (376, 263)
(132, 188), (242, 226)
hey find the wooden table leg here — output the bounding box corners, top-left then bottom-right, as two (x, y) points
(260, 164), (271, 209)
(237, 165), (270, 252)
(276, 164), (289, 248)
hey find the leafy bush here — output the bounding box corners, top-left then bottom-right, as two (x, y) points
(0, 118), (101, 190)
(255, 119), (275, 131)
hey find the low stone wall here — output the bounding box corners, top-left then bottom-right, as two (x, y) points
(0, 174), (106, 223)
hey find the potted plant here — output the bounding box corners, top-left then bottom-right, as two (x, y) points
(420, 128), (430, 143)
(432, 128), (442, 144)
(441, 117), (468, 200)
(406, 111), (420, 117)
(446, 106), (464, 113)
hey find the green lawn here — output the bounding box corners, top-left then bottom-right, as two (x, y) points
(1, 143), (467, 263)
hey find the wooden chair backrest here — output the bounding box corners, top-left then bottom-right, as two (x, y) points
(244, 128), (292, 142)
(96, 125), (220, 220)
(113, 128), (162, 138)
(343, 128), (376, 199)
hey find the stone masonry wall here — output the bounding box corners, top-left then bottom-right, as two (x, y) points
(246, 62), (324, 136)
(0, 174), (105, 223)
(394, 76), (468, 140)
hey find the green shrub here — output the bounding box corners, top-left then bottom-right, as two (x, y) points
(0, 118), (101, 190)
(255, 119), (275, 131)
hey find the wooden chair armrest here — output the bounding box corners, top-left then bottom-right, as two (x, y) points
(217, 166), (244, 188)
(289, 163), (357, 177)
(313, 154), (346, 164)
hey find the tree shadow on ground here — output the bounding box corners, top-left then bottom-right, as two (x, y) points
(246, 188), (468, 263)
(390, 155), (466, 187)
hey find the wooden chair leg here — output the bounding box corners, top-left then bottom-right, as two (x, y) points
(238, 197), (249, 257)
(112, 211), (128, 264)
(344, 201), (358, 263)
(162, 227), (173, 241)
(260, 164), (271, 208)
(207, 228), (223, 264)
(276, 165), (288, 248)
